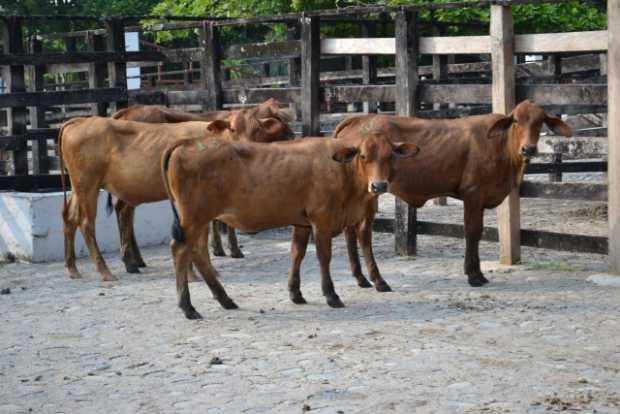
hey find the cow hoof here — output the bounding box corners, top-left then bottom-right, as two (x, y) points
(290, 291), (307, 304)
(67, 270), (82, 280)
(230, 251), (245, 259)
(125, 263), (141, 274)
(357, 277), (373, 288)
(374, 281), (392, 292)
(137, 261), (147, 268)
(468, 274), (489, 287)
(326, 294), (345, 308)
(218, 297), (239, 310)
(101, 273), (118, 282)
(184, 307), (203, 320)
(212, 248), (226, 257)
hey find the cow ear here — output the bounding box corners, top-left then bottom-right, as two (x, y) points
(332, 147), (358, 163)
(544, 115), (572, 137)
(207, 119), (232, 135)
(392, 142), (420, 158)
(487, 115), (514, 139)
(258, 117), (281, 134)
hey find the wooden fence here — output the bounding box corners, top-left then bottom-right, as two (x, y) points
(0, 0), (618, 272)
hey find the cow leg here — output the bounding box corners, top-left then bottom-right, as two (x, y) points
(464, 200), (489, 287)
(191, 229), (238, 310)
(210, 220), (226, 257)
(288, 226), (311, 304)
(115, 200), (141, 274)
(314, 225), (344, 308)
(344, 226), (372, 288)
(63, 195), (82, 279)
(170, 239), (202, 320)
(227, 226), (244, 259)
(79, 188), (116, 281)
(357, 218), (392, 292)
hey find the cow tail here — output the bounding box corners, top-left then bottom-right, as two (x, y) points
(105, 193), (114, 216)
(161, 143), (185, 243)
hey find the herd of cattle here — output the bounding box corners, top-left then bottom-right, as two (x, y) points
(57, 98), (572, 319)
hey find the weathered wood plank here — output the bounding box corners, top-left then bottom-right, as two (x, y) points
(608, 0), (620, 272)
(362, 21), (378, 114)
(200, 21), (222, 111)
(301, 16), (321, 136)
(515, 30), (607, 53)
(0, 50), (167, 66)
(538, 135), (608, 156)
(87, 32), (108, 117)
(0, 88), (127, 108)
(520, 181), (607, 201)
(373, 218), (608, 255)
(526, 160), (606, 174)
(491, 4), (520, 265)
(106, 19), (128, 112)
(222, 40), (300, 60)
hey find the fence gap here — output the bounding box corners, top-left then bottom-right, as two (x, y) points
(300, 16), (320, 136)
(394, 10), (419, 256)
(491, 4), (520, 265)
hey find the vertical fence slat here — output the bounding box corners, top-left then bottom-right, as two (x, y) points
(394, 10), (419, 256)
(609, 0), (620, 273)
(29, 37), (48, 175)
(300, 16), (320, 136)
(362, 21), (378, 114)
(2, 17), (28, 175)
(287, 22), (301, 122)
(200, 20), (222, 112)
(105, 19), (128, 112)
(491, 4), (520, 265)
(432, 53), (448, 206)
(87, 32), (108, 116)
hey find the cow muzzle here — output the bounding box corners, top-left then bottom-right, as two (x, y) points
(521, 146), (537, 158)
(369, 181), (388, 194)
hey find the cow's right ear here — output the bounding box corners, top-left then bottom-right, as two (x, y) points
(332, 147), (358, 163)
(207, 119), (232, 135)
(487, 115), (514, 139)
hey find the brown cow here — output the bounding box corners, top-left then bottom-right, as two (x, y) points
(333, 100), (571, 287)
(111, 99), (294, 267)
(59, 112), (291, 282)
(161, 135), (420, 319)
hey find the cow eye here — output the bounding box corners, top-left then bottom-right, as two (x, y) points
(359, 154), (366, 161)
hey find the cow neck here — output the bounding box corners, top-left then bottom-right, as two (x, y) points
(502, 123), (528, 187)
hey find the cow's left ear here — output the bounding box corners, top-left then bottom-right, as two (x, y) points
(207, 119), (232, 135)
(392, 142), (420, 158)
(258, 117), (281, 134)
(332, 147), (358, 163)
(487, 115), (514, 139)
(544, 115), (572, 137)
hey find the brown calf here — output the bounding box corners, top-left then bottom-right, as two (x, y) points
(334, 100), (571, 287)
(111, 100), (294, 266)
(59, 112), (290, 281)
(161, 135), (419, 319)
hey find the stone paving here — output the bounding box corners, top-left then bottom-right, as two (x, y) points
(1, 214), (620, 413)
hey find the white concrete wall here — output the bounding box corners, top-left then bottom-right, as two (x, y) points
(0, 191), (173, 263)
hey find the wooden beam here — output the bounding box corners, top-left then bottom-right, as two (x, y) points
(520, 181), (607, 201)
(362, 22), (378, 114)
(287, 22), (301, 121)
(394, 10), (418, 257)
(515, 30), (607, 54)
(300, 16), (321, 136)
(491, 4), (520, 265)
(87, 32), (108, 116)
(609, 0), (620, 273)
(222, 40), (300, 60)
(419, 35), (490, 54)
(200, 20), (222, 111)
(0, 88), (126, 108)
(105, 19), (128, 112)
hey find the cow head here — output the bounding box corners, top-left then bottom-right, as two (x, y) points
(228, 108), (295, 143)
(332, 135), (419, 194)
(487, 100), (572, 159)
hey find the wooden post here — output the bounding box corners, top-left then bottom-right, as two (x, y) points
(287, 22), (301, 121)
(87, 31), (108, 116)
(105, 18), (128, 112)
(300, 16), (320, 136)
(394, 10), (418, 256)
(2, 17), (28, 175)
(608, 0), (620, 273)
(432, 53), (448, 206)
(28, 37), (49, 175)
(362, 21), (378, 114)
(200, 20), (222, 111)
(491, 4), (520, 265)
(549, 153), (563, 182)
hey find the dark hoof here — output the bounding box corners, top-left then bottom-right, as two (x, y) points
(125, 263), (141, 274)
(212, 248), (226, 257)
(468, 274), (490, 287)
(374, 281), (392, 292)
(356, 277), (373, 288)
(137, 260), (147, 268)
(290, 291), (307, 305)
(218, 297), (239, 310)
(326, 294), (345, 308)
(230, 250), (245, 259)
(183, 307), (203, 320)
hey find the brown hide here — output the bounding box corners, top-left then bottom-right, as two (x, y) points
(161, 136), (419, 319)
(333, 100), (571, 287)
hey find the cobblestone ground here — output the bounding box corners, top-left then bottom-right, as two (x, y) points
(1, 205), (620, 414)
